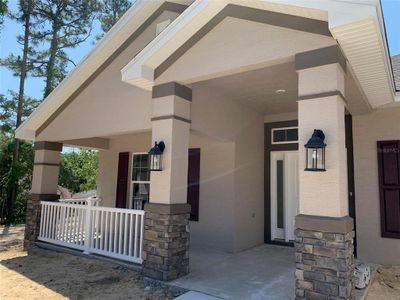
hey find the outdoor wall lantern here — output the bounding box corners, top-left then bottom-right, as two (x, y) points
(305, 129), (326, 172)
(148, 141), (165, 171)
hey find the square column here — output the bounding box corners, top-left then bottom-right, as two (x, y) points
(143, 82), (191, 281)
(294, 46), (355, 300)
(25, 141), (62, 243)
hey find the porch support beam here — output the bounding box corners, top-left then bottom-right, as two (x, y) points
(142, 82), (191, 281)
(294, 48), (355, 300)
(25, 141), (62, 244)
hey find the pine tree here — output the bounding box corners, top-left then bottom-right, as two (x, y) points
(96, 0), (131, 40)
(31, 0), (99, 98)
(0, 0), (35, 223)
(0, 0), (7, 33)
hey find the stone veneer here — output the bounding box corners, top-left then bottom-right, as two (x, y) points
(24, 193), (59, 243)
(142, 203), (191, 281)
(294, 215), (355, 300)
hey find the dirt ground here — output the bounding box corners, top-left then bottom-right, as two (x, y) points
(365, 266), (400, 300)
(1, 225), (400, 300)
(0, 225), (184, 300)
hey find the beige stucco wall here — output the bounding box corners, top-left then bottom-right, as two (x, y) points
(97, 132), (151, 207)
(37, 10), (180, 142)
(96, 84), (265, 253)
(96, 131), (237, 251)
(353, 106), (400, 265)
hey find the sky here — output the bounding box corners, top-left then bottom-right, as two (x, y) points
(0, 0), (399, 101)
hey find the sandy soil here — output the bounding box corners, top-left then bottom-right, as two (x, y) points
(366, 266), (400, 300)
(0, 225), (184, 300)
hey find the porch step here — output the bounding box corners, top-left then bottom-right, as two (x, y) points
(174, 291), (223, 300)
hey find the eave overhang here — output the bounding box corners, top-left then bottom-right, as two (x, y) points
(15, 0), (192, 141)
(122, 0), (397, 109)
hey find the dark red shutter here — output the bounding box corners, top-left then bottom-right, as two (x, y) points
(377, 141), (400, 239)
(115, 152), (130, 208)
(187, 148), (200, 221)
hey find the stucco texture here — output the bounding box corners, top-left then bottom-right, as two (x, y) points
(353, 107), (400, 265)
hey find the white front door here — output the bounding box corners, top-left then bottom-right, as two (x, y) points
(271, 151), (299, 242)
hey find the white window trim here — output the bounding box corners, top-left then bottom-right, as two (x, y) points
(271, 126), (299, 145)
(129, 152), (150, 210)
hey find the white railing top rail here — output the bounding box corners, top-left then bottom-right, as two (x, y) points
(59, 196), (102, 206)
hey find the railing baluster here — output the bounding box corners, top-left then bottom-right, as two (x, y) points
(134, 214), (139, 257)
(114, 212), (118, 253)
(105, 211), (109, 251)
(119, 213), (123, 254)
(139, 213), (144, 259)
(124, 213), (128, 255)
(95, 209), (100, 249)
(129, 213), (133, 256)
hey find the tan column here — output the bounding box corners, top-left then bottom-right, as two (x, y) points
(149, 82), (191, 204)
(143, 82), (191, 281)
(25, 141), (62, 243)
(296, 46), (348, 218)
(294, 46), (354, 300)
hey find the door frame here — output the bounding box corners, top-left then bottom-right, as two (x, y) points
(264, 120), (298, 246)
(270, 150), (299, 242)
(264, 117), (357, 251)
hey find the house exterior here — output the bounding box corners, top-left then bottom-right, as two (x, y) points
(17, 0), (400, 299)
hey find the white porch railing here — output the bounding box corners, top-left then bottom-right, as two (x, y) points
(59, 197), (101, 206)
(38, 200), (145, 264)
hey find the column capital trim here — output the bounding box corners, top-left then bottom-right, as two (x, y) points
(295, 45), (346, 72)
(152, 82), (192, 101)
(30, 193), (60, 201)
(295, 214), (353, 234)
(151, 115), (191, 124)
(145, 203), (191, 214)
(34, 141), (63, 152)
(298, 90), (345, 102)
(33, 162), (60, 167)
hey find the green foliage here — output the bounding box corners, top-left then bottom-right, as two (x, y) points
(0, 133), (34, 224)
(31, 0), (100, 97)
(0, 91), (39, 135)
(96, 0), (131, 40)
(59, 150), (99, 194)
(0, 0), (7, 30)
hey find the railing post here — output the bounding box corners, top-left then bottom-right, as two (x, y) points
(83, 198), (96, 254)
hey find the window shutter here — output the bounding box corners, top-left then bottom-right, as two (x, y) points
(377, 141), (400, 239)
(115, 152), (130, 208)
(187, 148), (200, 221)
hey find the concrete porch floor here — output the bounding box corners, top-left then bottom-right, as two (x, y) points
(171, 244), (295, 300)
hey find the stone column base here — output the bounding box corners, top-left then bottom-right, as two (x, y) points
(24, 193), (59, 243)
(142, 203), (190, 281)
(294, 215), (355, 300)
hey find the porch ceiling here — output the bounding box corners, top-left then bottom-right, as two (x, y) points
(195, 61), (371, 116)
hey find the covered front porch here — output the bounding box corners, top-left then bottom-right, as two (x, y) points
(18, 1), (392, 298)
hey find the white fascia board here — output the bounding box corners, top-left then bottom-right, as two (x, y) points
(15, 0), (168, 140)
(121, 0), (381, 87)
(121, 0), (222, 89)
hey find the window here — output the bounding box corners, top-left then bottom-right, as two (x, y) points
(130, 153), (150, 210)
(377, 141), (400, 239)
(271, 127), (298, 144)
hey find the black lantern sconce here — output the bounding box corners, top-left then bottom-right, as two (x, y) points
(305, 129), (326, 172)
(148, 141), (165, 171)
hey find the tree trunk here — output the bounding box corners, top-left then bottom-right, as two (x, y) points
(43, 24), (59, 98)
(7, 0), (34, 224)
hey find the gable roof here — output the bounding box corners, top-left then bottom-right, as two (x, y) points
(121, 0), (397, 109)
(16, 0), (398, 140)
(15, 0), (191, 140)
(392, 54), (400, 91)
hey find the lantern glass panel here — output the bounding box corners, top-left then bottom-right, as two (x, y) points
(150, 154), (162, 171)
(306, 147), (325, 171)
